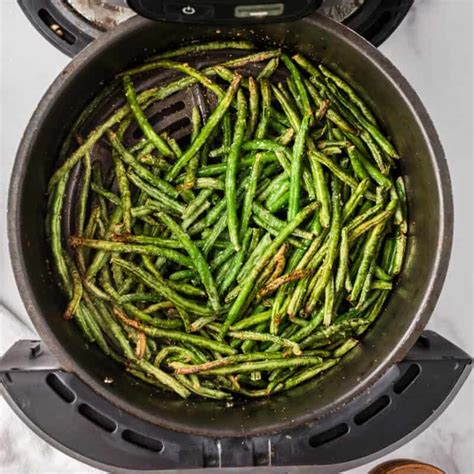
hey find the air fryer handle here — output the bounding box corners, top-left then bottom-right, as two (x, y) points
(278, 331), (472, 467)
(17, 0), (95, 57)
(0, 333), (471, 471)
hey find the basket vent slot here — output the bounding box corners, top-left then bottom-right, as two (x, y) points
(309, 423), (349, 448)
(122, 429), (164, 452)
(354, 395), (391, 425)
(78, 403), (117, 433)
(46, 373), (75, 403)
(393, 363), (421, 394)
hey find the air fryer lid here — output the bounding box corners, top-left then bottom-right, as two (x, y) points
(8, 14), (452, 437)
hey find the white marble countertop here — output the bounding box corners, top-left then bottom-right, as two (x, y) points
(0, 0), (472, 472)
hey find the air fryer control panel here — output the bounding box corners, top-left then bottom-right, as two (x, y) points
(127, 0), (322, 24)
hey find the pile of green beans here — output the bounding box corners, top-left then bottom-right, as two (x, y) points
(46, 41), (407, 400)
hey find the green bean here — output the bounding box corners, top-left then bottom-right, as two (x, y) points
(63, 256), (83, 320)
(70, 236), (193, 268)
(240, 155), (262, 242)
(390, 227), (407, 275)
(350, 221), (387, 303)
(91, 182), (120, 206)
(210, 245), (235, 271)
(219, 229), (252, 295)
(255, 78), (272, 140)
(143, 301), (175, 314)
(111, 152), (132, 232)
(160, 60), (226, 98)
(304, 180), (342, 315)
(228, 331), (301, 356)
(286, 76), (306, 118)
(202, 211), (228, 256)
(247, 76), (259, 139)
(288, 114), (311, 221)
(123, 76), (173, 157)
(182, 189), (212, 221)
(282, 54), (312, 117)
(259, 269), (312, 300)
(213, 65), (247, 89)
(168, 269), (195, 281)
(360, 130), (389, 175)
(276, 359), (339, 392)
(114, 295), (182, 328)
(154, 346), (202, 366)
(174, 307), (190, 333)
(188, 316), (216, 333)
(195, 357), (323, 376)
(335, 228), (349, 294)
(258, 172), (287, 202)
(175, 352), (284, 375)
(134, 359), (190, 398)
(183, 177), (224, 191)
(332, 338), (359, 358)
(166, 75), (241, 181)
(267, 189), (289, 214)
(272, 84), (301, 132)
(342, 179), (368, 223)
(257, 57), (280, 80)
(157, 212), (221, 311)
(182, 201), (210, 230)
(300, 318), (367, 349)
(222, 49), (282, 68)
(226, 89), (247, 250)
(72, 304), (96, 341)
(305, 146), (331, 228)
(348, 144), (369, 181)
(231, 310), (272, 331)
(49, 175), (72, 293)
(183, 107), (202, 187)
(277, 81), (297, 110)
(118, 292), (163, 304)
(371, 280), (392, 290)
(276, 127), (295, 146)
(323, 273), (335, 326)
(147, 41), (255, 61)
(77, 152), (91, 237)
(112, 234), (181, 249)
(243, 140), (289, 170)
(175, 374), (232, 400)
(91, 297), (136, 359)
(222, 113), (232, 149)
(364, 290), (390, 325)
(395, 176), (408, 234)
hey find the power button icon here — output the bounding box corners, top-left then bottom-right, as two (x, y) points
(182, 5), (196, 15)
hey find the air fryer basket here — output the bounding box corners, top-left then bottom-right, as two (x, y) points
(8, 14), (452, 437)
